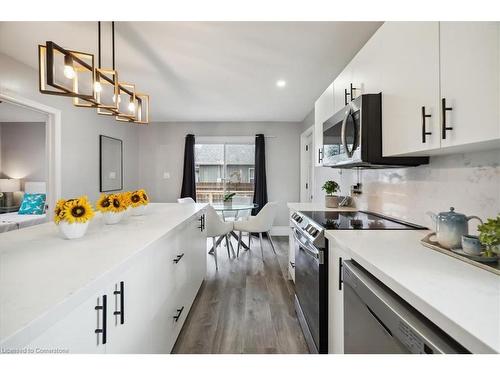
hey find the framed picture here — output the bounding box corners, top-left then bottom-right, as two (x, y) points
(99, 135), (123, 192)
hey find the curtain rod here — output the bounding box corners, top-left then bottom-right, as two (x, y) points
(188, 135), (276, 138)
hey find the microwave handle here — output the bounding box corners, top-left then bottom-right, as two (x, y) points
(340, 108), (353, 158)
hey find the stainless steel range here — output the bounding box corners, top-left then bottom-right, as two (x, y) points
(290, 210), (426, 354)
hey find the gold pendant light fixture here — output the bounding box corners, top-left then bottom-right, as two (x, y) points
(38, 22), (150, 124)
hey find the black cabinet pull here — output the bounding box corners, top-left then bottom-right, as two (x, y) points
(173, 306), (185, 322)
(113, 281), (125, 325)
(318, 149), (323, 164)
(421, 106), (432, 143)
(338, 257), (343, 291)
(173, 253), (185, 264)
(344, 88), (350, 106)
(349, 83), (358, 101)
(95, 295), (107, 344)
(441, 98), (453, 139)
(289, 261), (295, 269)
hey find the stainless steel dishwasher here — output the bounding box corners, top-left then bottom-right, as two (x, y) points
(343, 260), (468, 354)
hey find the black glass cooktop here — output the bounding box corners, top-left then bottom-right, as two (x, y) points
(300, 210), (427, 230)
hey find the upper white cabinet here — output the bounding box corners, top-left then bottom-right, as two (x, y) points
(367, 22), (442, 156)
(439, 22), (500, 148)
(322, 21), (500, 158)
(378, 21), (499, 156)
(314, 83), (334, 166)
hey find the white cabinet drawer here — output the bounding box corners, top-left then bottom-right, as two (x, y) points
(28, 293), (106, 354)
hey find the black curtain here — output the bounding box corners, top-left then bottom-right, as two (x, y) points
(252, 134), (268, 216)
(180, 134), (196, 201)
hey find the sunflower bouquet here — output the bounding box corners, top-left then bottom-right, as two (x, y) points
(54, 196), (95, 239)
(96, 193), (128, 224)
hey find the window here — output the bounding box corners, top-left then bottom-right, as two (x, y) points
(195, 141), (255, 203)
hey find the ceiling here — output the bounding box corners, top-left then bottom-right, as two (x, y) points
(0, 101), (47, 122)
(0, 22), (381, 122)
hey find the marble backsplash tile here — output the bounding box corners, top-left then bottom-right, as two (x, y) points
(313, 149), (500, 232)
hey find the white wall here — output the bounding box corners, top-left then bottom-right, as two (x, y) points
(137, 121), (302, 226)
(0, 53), (140, 203)
(312, 149), (500, 231)
(0, 122), (46, 181)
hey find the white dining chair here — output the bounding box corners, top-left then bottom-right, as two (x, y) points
(206, 205), (234, 270)
(177, 197), (195, 204)
(234, 202), (278, 260)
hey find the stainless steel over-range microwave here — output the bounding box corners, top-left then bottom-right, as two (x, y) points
(322, 93), (429, 169)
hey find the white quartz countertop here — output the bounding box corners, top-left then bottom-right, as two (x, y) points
(0, 203), (206, 345)
(287, 202), (357, 213)
(325, 229), (500, 353)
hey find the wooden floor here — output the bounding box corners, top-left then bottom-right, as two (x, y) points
(172, 235), (309, 354)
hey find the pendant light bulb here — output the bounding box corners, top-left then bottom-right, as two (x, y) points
(128, 100), (135, 112)
(94, 81), (102, 93)
(112, 94), (121, 104)
(63, 54), (75, 79)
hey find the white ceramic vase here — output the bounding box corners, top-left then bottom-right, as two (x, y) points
(58, 221), (89, 240)
(131, 205), (147, 216)
(102, 211), (125, 225)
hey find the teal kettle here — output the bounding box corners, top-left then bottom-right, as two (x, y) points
(427, 207), (483, 249)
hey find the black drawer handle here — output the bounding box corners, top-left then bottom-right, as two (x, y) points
(344, 88), (350, 106)
(173, 306), (185, 322)
(113, 281), (125, 325)
(441, 98), (453, 139)
(289, 261), (295, 269)
(95, 295), (107, 344)
(197, 214), (205, 231)
(421, 106), (432, 143)
(318, 149), (323, 164)
(173, 253), (185, 264)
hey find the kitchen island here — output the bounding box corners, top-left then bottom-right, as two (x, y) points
(0, 203), (207, 354)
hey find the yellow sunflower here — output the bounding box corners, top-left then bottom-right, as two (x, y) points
(120, 191), (132, 208)
(108, 193), (127, 212)
(61, 196), (94, 224)
(96, 193), (112, 212)
(54, 199), (67, 224)
(130, 189), (149, 207)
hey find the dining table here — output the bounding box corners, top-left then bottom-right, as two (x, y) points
(209, 202), (258, 255)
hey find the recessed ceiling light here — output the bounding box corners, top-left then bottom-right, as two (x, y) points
(276, 80), (286, 88)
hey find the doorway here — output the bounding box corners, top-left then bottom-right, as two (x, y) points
(0, 91), (61, 219)
(300, 126), (314, 203)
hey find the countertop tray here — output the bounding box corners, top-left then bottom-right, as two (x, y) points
(421, 233), (500, 276)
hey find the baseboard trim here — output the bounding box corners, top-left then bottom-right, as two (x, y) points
(270, 226), (289, 236)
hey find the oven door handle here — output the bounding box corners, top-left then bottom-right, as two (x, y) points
(292, 229), (320, 260)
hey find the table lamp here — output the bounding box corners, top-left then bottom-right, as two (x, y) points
(0, 179), (21, 207)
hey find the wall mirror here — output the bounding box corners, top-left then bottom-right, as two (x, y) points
(99, 135), (123, 192)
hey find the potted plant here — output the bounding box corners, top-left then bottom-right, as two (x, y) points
(223, 192), (236, 207)
(322, 180), (340, 208)
(96, 193), (127, 224)
(129, 189), (149, 216)
(54, 196), (94, 239)
(477, 215), (500, 257)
